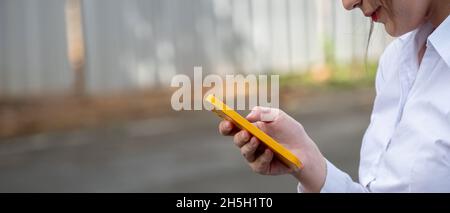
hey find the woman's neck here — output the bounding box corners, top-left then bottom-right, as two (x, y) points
(417, 0), (448, 66)
(428, 0), (450, 28)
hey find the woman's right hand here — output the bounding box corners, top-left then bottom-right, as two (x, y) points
(219, 106), (327, 193)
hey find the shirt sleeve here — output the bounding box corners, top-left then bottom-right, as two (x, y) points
(297, 160), (370, 193)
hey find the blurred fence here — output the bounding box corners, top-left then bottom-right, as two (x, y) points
(0, 0), (391, 96)
(0, 0), (71, 96)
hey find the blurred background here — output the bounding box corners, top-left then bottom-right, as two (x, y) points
(0, 0), (392, 192)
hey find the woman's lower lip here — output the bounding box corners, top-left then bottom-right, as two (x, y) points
(371, 8), (380, 22)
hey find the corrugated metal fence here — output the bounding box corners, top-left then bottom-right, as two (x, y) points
(0, 0), (71, 96)
(0, 0), (391, 96)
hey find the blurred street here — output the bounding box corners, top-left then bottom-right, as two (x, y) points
(0, 0), (388, 193)
(0, 88), (374, 192)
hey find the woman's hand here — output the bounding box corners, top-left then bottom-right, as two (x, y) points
(219, 106), (327, 192)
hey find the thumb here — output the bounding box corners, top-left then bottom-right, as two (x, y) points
(246, 106), (279, 123)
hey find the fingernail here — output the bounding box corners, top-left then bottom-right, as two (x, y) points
(225, 122), (231, 129)
(261, 110), (276, 122)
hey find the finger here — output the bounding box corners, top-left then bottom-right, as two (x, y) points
(254, 140), (267, 156)
(251, 149), (274, 174)
(272, 158), (293, 174)
(219, 120), (238, 136)
(246, 106), (279, 123)
(240, 137), (260, 162)
(233, 130), (251, 148)
(253, 121), (269, 134)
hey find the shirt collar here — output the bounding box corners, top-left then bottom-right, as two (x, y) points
(428, 15), (450, 68)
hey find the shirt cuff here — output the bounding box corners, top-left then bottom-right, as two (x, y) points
(297, 160), (352, 193)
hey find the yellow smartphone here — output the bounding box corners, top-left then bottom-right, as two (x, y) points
(206, 94), (303, 169)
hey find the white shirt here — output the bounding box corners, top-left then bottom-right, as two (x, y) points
(299, 15), (450, 193)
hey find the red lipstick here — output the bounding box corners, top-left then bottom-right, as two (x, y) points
(371, 8), (379, 22)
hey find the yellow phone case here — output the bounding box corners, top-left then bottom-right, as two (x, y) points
(206, 95), (303, 169)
